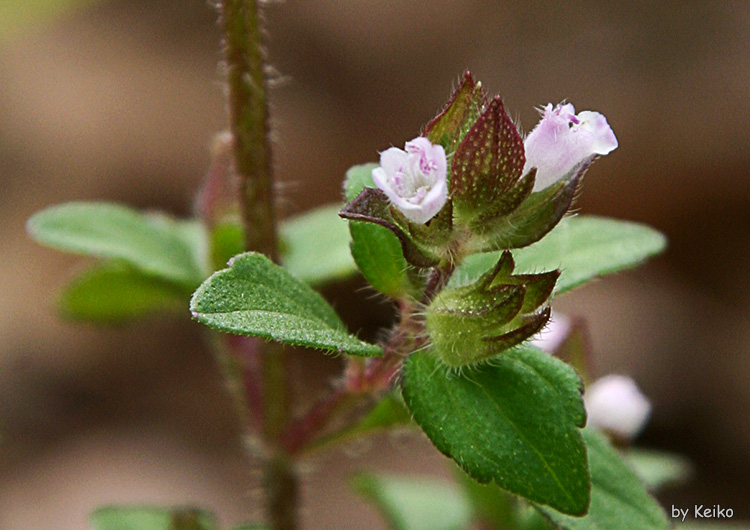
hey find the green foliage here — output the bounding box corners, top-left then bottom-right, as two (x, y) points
(343, 164), (415, 298)
(626, 448), (693, 491)
(90, 506), (217, 530)
(401, 345), (589, 515)
(426, 252), (554, 367)
(59, 263), (187, 322)
(536, 429), (670, 530)
(279, 204), (356, 285)
(190, 252), (382, 357)
(27, 203), (206, 287)
(352, 472), (472, 530)
(452, 215), (667, 294)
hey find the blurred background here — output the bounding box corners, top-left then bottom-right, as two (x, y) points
(1, 1), (749, 528)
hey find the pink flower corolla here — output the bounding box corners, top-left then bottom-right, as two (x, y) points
(523, 103), (618, 192)
(584, 375), (652, 440)
(372, 137), (448, 224)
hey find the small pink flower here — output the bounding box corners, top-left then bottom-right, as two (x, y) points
(372, 137), (448, 224)
(585, 375), (652, 440)
(523, 103), (618, 192)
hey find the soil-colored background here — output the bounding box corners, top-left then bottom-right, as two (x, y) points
(1, 1), (749, 528)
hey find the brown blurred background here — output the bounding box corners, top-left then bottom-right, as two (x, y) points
(1, 1), (749, 528)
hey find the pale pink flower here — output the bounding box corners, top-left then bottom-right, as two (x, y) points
(530, 311), (571, 354)
(523, 103), (618, 192)
(372, 137), (448, 224)
(585, 375), (652, 440)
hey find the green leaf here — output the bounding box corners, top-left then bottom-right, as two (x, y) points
(59, 263), (187, 322)
(537, 429), (670, 530)
(343, 164), (413, 298)
(626, 448), (693, 491)
(279, 204), (357, 285)
(340, 188), (439, 268)
(190, 252), (382, 357)
(401, 344), (589, 515)
(90, 506), (216, 530)
(28, 203), (206, 287)
(352, 472), (472, 530)
(675, 520), (750, 530)
(452, 216), (667, 294)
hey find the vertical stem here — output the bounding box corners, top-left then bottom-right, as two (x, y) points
(220, 2), (295, 529)
(223, 0), (278, 262)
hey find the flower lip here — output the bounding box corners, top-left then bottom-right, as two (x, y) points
(372, 136), (448, 224)
(523, 102), (618, 192)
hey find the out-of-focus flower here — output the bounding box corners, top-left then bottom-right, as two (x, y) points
(585, 375), (652, 440)
(530, 311), (571, 354)
(372, 137), (448, 224)
(523, 103), (618, 191)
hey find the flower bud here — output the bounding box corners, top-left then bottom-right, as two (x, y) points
(523, 103), (618, 192)
(372, 137), (448, 224)
(584, 375), (651, 440)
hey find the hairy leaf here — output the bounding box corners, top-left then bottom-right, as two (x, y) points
(537, 429), (670, 530)
(190, 252), (382, 357)
(402, 345), (589, 515)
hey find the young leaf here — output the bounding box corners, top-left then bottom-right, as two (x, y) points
(401, 345), (589, 515)
(626, 448), (693, 491)
(90, 506), (217, 530)
(343, 164), (414, 298)
(279, 203), (357, 286)
(190, 252), (382, 357)
(451, 216), (667, 294)
(59, 263), (187, 322)
(27, 202), (205, 287)
(352, 472), (472, 530)
(536, 428), (670, 530)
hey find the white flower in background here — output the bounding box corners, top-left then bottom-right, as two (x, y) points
(372, 136), (448, 224)
(523, 103), (618, 192)
(530, 312), (571, 354)
(585, 375), (652, 440)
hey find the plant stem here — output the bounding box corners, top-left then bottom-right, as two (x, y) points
(220, 1), (295, 528)
(223, 0), (278, 262)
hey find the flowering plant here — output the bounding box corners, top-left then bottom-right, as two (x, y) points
(25, 3), (726, 530)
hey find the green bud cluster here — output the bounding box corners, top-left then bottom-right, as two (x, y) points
(425, 252), (558, 368)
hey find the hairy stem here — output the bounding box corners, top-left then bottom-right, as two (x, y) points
(220, 1), (295, 529)
(223, 0), (278, 262)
